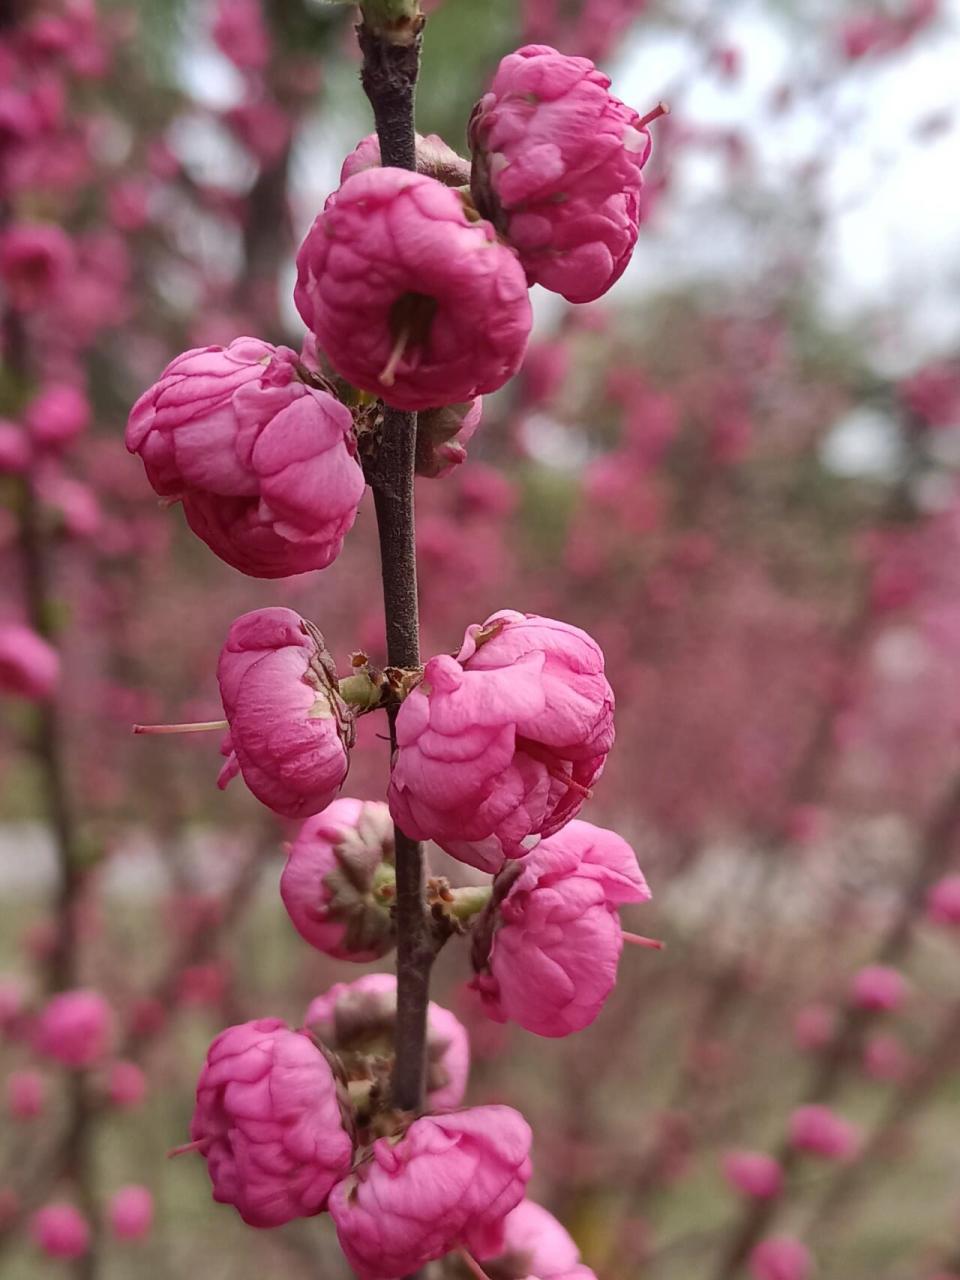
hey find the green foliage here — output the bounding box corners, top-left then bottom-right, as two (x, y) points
(415, 0), (519, 144)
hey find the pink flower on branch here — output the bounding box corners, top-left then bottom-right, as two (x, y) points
(470, 819), (651, 1036)
(30, 1204), (91, 1260)
(469, 44), (663, 303)
(329, 1106), (531, 1278)
(849, 964), (909, 1013)
(295, 167), (532, 411)
(216, 608), (355, 820)
(107, 1186), (153, 1241)
(788, 1105), (860, 1162)
(389, 610), (614, 872)
(721, 1151), (784, 1200)
(126, 338), (364, 578)
(748, 1236), (812, 1280)
(186, 1018), (355, 1227)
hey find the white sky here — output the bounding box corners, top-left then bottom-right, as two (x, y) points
(614, 0), (960, 366)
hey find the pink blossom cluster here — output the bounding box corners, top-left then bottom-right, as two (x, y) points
(183, 1007), (532, 1276)
(113, 26), (668, 1280)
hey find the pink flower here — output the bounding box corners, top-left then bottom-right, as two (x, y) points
(30, 1204), (91, 1260)
(0, 222), (73, 310)
(106, 1060), (148, 1108)
(34, 989), (113, 1068)
(748, 1236), (812, 1280)
(7, 1069), (45, 1119)
(25, 384), (91, 448)
(306, 973), (470, 1109)
(0, 420), (30, 472)
(107, 1185), (153, 1241)
(470, 820), (649, 1036)
(849, 965), (908, 1013)
(788, 1105), (860, 1162)
(721, 1151), (783, 1200)
(927, 874), (960, 925)
(0, 624), (60, 701)
(217, 608), (355, 819)
(189, 1018), (355, 1227)
(329, 1106), (531, 1278)
(126, 338), (364, 578)
(479, 1198), (597, 1279)
(294, 167), (532, 411)
(389, 611), (614, 872)
(280, 798), (396, 962)
(469, 45), (658, 303)
(212, 0), (270, 70)
(281, 798), (396, 961)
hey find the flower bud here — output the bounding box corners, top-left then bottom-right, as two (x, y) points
(721, 1151), (783, 1200)
(34, 989), (113, 1068)
(0, 625), (59, 702)
(748, 1236), (812, 1280)
(7, 1069), (45, 1120)
(849, 964), (908, 1013)
(107, 1186), (153, 1242)
(30, 1204), (91, 1259)
(416, 398), (483, 478)
(788, 1105), (860, 1161)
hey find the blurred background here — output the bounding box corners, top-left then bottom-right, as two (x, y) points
(2, 0), (960, 1277)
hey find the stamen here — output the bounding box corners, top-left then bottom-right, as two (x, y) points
(133, 720), (228, 735)
(638, 102), (670, 129)
(458, 1249), (494, 1280)
(378, 325), (409, 387)
(550, 768), (593, 799)
(622, 931), (665, 951)
(167, 1138), (209, 1159)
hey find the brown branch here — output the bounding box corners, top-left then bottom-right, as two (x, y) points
(357, 6), (436, 1117)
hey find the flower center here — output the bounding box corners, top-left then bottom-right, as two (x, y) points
(379, 292), (438, 387)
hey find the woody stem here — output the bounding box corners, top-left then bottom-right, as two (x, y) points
(357, 5), (434, 1116)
